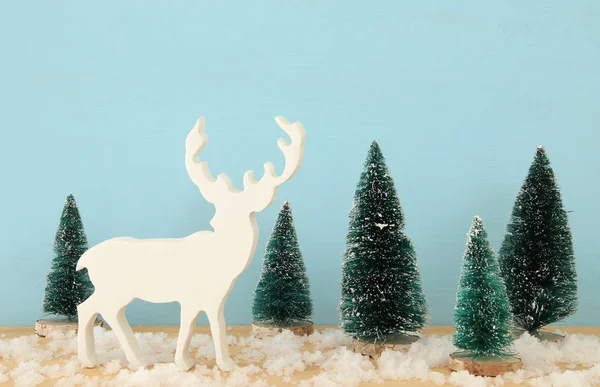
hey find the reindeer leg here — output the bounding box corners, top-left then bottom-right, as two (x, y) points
(77, 294), (99, 368)
(207, 301), (236, 371)
(102, 306), (146, 368)
(174, 305), (200, 371)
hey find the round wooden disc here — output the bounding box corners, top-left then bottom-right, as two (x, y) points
(35, 318), (104, 337)
(449, 351), (522, 376)
(511, 328), (565, 343)
(350, 333), (419, 358)
(252, 320), (314, 338)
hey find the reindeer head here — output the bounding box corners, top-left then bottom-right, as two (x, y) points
(185, 116), (306, 225)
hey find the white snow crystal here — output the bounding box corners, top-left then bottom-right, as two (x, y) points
(528, 363), (600, 387)
(47, 330), (78, 355)
(0, 365), (8, 383)
(101, 359), (124, 375)
(0, 364), (8, 382)
(1, 326), (600, 386)
(9, 361), (45, 386)
(226, 364), (263, 386)
(263, 350), (305, 377)
(307, 328), (352, 350)
(0, 334), (53, 362)
(41, 359), (79, 379)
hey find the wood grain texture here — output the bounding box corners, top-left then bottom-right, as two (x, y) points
(350, 333), (419, 358)
(34, 318), (103, 337)
(0, 326), (596, 386)
(449, 351), (522, 376)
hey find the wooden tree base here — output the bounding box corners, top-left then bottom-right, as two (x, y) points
(252, 320), (314, 338)
(351, 333), (419, 358)
(449, 351), (522, 376)
(35, 318), (104, 337)
(511, 328), (565, 343)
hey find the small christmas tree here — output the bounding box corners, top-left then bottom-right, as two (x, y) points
(42, 194), (94, 320)
(252, 201), (312, 328)
(498, 146), (577, 334)
(453, 216), (514, 357)
(340, 141), (427, 343)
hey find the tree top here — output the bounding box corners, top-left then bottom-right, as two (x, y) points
(470, 215), (483, 233)
(362, 141), (388, 171)
(369, 140), (382, 155)
(533, 146), (550, 166)
(466, 216), (487, 241)
(64, 194), (78, 206)
(464, 216), (493, 267)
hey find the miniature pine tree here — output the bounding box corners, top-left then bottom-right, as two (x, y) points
(252, 201), (312, 325)
(498, 146), (577, 333)
(340, 141), (427, 342)
(42, 194), (94, 320)
(454, 216), (514, 356)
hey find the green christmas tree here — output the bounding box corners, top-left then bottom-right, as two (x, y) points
(252, 201), (312, 325)
(498, 146), (577, 333)
(340, 141), (427, 342)
(454, 216), (514, 356)
(42, 194), (94, 320)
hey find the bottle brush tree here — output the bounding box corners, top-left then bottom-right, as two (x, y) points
(454, 216), (514, 357)
(498, 146), (577, 334)
(42, 194), (94, 320)
(252, 201), (312, 326)
(340, 141), (427, 342)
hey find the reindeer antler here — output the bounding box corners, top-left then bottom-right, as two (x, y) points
(185, 117), (238, 204)
(242, 116), (306, 191)
(185, 116), (306, 206)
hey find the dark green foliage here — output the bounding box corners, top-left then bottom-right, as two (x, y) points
(454, 216), (514, 356)
(340, 141), (427, 341)
(252, 202), (312, 324)
(499, 146), (577, 333)
(42, 194), (94, 320)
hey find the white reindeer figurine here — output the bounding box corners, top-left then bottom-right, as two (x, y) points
(76, 116), (306, 371)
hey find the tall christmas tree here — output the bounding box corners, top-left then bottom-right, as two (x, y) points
(340, 141), (427, 342)
(42, 194), (94, 320)
(252, 201), (312, 325)
(498, 146), (577, 333)
(454, 216), (514, 356)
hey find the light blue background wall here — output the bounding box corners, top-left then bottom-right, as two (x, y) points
(0, 1), (598, 326)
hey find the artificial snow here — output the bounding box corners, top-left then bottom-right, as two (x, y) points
(1, 327), (600, 386)
(0, 334), (53, 362)
(0, 364), (8, 383)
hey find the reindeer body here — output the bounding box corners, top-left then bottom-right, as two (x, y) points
(77, 219), (258, 304)
(76, 116), (305, 372)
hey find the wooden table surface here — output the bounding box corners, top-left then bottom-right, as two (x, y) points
(1, 326), (598, 386)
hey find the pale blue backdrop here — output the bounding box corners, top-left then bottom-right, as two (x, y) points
(0, 1), (598, 327)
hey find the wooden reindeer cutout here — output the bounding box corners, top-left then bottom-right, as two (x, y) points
(76, 116), (306, 371)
